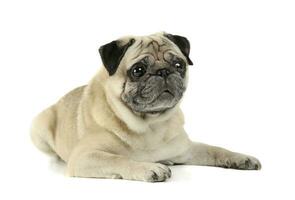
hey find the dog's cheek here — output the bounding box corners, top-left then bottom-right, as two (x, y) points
(121, 81), (136, 104)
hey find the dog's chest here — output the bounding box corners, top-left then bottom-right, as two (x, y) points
(127, 123), (190, 162)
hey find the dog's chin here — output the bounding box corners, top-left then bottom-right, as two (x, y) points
(133, 106), (173, 115)
(131, 93), (178, 114)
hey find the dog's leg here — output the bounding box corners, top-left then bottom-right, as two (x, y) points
(67, 148), (171, 182)
(171, 142), (261, 170)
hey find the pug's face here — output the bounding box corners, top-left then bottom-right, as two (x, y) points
(99, 33), (193, 114)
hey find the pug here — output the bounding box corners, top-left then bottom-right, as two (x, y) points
(31, 32), (261, 182)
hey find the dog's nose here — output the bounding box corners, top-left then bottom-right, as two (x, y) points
(157, 68), (171, 78)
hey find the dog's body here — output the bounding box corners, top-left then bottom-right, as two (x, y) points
(31, 32), (261, 182)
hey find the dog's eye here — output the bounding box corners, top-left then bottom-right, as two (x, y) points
(173, 61), (185, 72)
(174, 62), (183, 69)
(131, 64), (146, 78)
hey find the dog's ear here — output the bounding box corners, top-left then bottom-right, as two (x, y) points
(99, 39), (135, 76)
(165, 34), (193, 65)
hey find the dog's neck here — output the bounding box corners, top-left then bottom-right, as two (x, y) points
(105, 83), (181, 134)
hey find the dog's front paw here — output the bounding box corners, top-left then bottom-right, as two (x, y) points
(217, 153), (261, 170)
(133, 163), (172, 182)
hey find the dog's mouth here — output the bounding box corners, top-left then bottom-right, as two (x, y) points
(156, 89), (175, 100)
(161, 89), (174, 97)
(138, 88), (175, 102)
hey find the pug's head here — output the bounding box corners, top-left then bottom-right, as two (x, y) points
(99, 32), (193, 114)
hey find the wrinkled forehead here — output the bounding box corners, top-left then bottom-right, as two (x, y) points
(123, 35), (184, 68)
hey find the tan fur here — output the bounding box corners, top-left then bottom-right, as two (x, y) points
(31, 32), (261, 182)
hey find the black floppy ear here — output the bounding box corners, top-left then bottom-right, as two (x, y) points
(99, 39), (135, 76)
(165, 34), (193, 65)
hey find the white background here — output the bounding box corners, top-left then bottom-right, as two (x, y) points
(0, 0), (294, 199)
